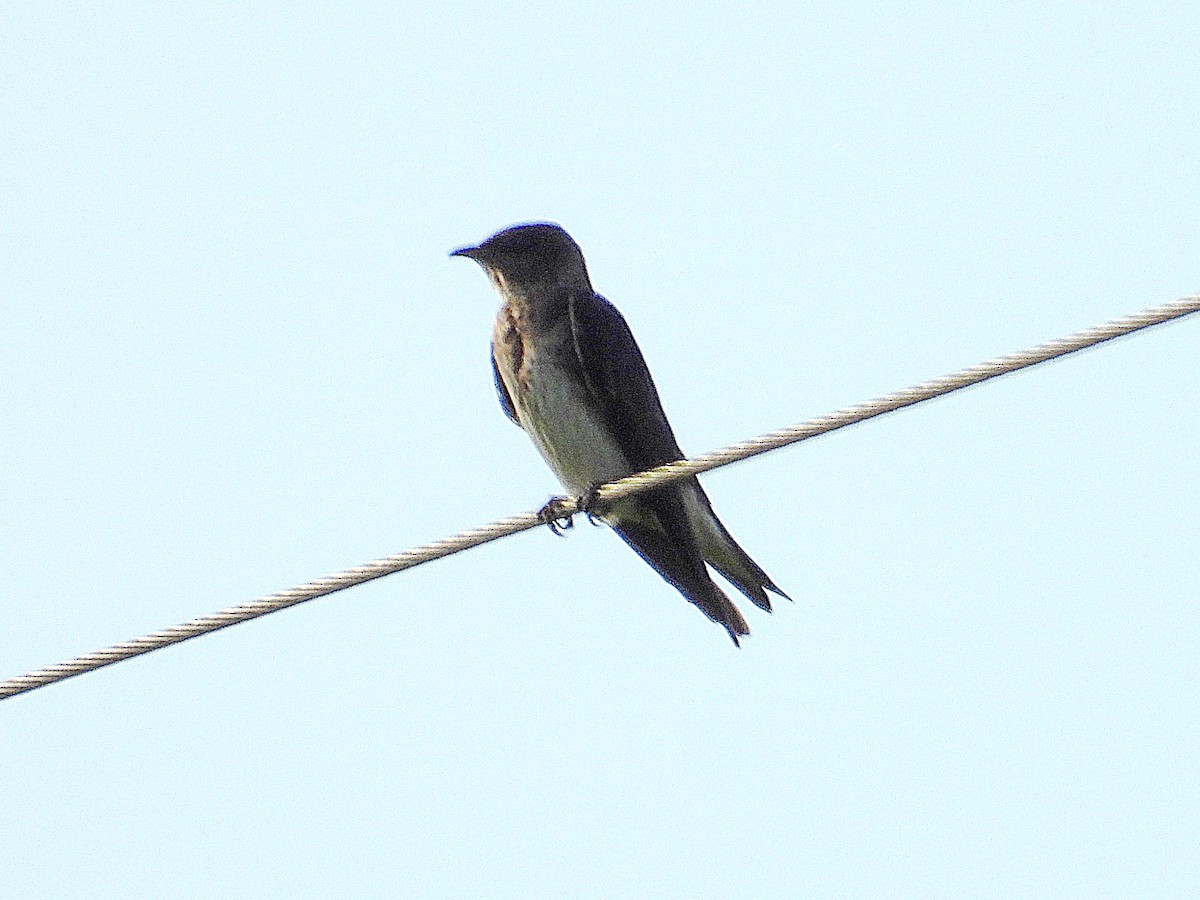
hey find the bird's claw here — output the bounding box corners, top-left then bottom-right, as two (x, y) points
(537, 487), (609, 535)
(537, 496), (576, 537)
(577, 485), (606, 527)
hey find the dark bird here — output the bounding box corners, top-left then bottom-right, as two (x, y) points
(452, 223), (788, 643)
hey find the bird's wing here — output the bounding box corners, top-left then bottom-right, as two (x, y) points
(490, 348), (520, 426)
(567, 292), (684, 471)
(568, 291), (763, 641)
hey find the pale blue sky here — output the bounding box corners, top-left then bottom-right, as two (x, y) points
(3, 3), (1198, 897)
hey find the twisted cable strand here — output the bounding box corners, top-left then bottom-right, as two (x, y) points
(597, 296), (1200, 502)
(2, 294), (1196, 701)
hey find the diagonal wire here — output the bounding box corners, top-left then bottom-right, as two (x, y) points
(2, 294), (1197, 701)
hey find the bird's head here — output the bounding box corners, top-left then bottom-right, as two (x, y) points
(451, 222), (590, 294)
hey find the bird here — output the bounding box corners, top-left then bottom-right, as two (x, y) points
(451, 223), (788, 643)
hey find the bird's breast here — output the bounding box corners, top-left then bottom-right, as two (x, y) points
(491, 302), (631, 495)
(492, 304), (528, 389)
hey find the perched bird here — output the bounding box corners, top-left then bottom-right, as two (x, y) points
(452, 223), (788, 643)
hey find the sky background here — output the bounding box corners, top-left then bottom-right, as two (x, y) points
(2, 3), (1198, 897)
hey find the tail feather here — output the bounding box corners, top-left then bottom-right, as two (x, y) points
(707, 546), (791, 612)
(603, 481), (787, 645)
(610, 496), (750, 644)
(684, 480), (791, 612)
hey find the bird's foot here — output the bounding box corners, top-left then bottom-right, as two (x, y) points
(537, 496), (576, 537)
(577, 484), (607, 527)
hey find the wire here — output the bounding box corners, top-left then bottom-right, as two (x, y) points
(595, 295), (1200, 502)
(2, 294), (1197, 701)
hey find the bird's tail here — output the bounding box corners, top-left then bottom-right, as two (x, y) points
(684, 480), (791, 613)
(610, 494), (751, 645)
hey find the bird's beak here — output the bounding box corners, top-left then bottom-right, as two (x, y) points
(449, 245), (481, 260)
